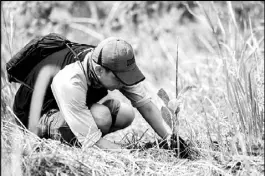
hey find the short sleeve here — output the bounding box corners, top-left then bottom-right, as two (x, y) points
(120, 81), (151, 108)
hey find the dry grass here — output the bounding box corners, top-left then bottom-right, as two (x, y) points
(2, 119), (263, 176)
(1, 1), (264, 176)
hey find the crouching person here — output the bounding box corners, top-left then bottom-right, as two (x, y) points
(13, 37), (172, 150)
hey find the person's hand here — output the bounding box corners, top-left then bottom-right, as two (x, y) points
(170, 134), (192, 159)
(104, 147), (131, 155)
(158, 134), (173, 150)
(159, 134), (192, 159)
(118, 148), (132, 155)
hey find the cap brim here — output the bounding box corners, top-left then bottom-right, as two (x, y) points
(113, 66), (145, 86)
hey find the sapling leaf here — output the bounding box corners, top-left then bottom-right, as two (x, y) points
(161, 106), (173, 129)
(157, 88), (170, 106)
(168, 98), (180, 113)
(168, 85), (197, 112)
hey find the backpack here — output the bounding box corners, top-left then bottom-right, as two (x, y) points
(6, 33), (95, 89)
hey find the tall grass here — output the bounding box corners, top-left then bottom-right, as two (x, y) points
(155, 1), (264, 158)
(1, 1), (264, 176)
(195, 1), (264, 156)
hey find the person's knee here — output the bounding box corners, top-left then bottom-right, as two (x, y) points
(90, 103), (112, 132)
(100, 99), (135, 130)
(119, 103), (135, 127)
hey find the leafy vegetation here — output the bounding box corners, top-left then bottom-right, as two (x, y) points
(1, 1), (264, 176)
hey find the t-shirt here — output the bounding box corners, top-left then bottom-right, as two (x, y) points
(51, 52), (151, 147)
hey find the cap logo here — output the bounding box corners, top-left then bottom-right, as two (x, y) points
(127, 57), (135, 67)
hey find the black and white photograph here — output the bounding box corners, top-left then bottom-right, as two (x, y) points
(1, 1), (264, 175)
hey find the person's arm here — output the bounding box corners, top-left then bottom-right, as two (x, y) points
(95, 138), (122, 149)
(120, 82), (172, 140)
(28, 65), (57, 135)
(137, 101), (172, 140)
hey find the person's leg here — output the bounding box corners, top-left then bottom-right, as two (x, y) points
(90, 99), (135, 135)
(38, 99), (135, 145)
(90, 103), (112, 135)
(38, 109), (81, 147)
(104, 99), (135, 133)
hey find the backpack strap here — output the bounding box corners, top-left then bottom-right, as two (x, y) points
(12, 76), (33, 91)
(65, 43), (91, 85)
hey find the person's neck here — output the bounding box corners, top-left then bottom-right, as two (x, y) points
(86, 52), (103, 88)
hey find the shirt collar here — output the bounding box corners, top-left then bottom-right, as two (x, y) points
(86, 52), (104, 89)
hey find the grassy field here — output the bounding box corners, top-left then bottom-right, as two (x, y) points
(1, 1), (264, 176)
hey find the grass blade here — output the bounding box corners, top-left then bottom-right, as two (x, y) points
(226, 1), (239, 32)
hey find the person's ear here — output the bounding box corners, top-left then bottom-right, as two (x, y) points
(94, 65), (103, 77)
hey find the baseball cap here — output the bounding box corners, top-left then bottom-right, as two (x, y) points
(91, 37), (145, 86)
